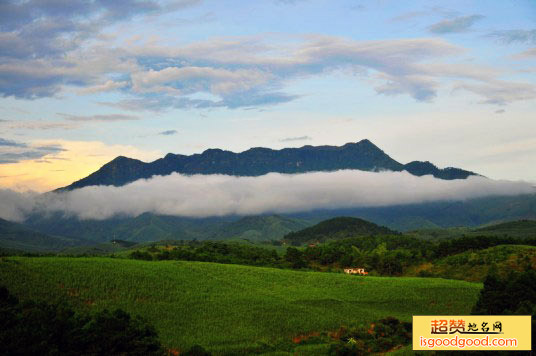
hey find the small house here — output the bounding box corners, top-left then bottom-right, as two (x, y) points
(343, 267), (368, 275)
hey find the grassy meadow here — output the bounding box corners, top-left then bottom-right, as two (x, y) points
(0, 256), (482, 354)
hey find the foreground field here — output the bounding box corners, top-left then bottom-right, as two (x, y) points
(0, 257), (481, 354)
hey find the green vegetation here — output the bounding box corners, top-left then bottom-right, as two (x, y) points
(0, 286), (164, 356)
(410, 245), (536, 282)
(210, 215), (312, 242)
(22, 213), (314, 247)
(283, 217), (397, 245)
(0, 257), (481, 354)
(130, 241), (284, 268)
(295, 194), (536, 231)
(472, 269), (536, 352)
(2, 216), (534, 354)
(117, 228), (536, 281)
(0, 217), (86, 252)
(475, 219), (536, 238)
(327, 317), (412, 355)
(60, 239), (138, 256)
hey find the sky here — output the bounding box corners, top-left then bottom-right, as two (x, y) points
(1, 0), (536, 192)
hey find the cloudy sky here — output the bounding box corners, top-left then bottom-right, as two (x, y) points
(1, 0), (535, 192)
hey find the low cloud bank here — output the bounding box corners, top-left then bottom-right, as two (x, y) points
(1, 170), (534, 222)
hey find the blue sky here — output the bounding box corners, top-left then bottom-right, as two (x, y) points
(1, 0), (536, 191)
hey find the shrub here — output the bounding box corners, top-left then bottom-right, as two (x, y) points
(0, 286), (164, 356)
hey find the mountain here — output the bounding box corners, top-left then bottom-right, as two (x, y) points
(24, 213), (229, 243)
(290, 193), (536, 231)
(404, 161), (479, 180)
(209, 215), (313, 242)
(23, 213), (314, 245)
(475, 219), (536, 238)
(58, 139), (477, 191)
(0, 217), (87, 252)
(283, 217), (397, 245)
(18, 193), (536, 249)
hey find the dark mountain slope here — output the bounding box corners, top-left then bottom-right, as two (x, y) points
(23, 213), (311, 244)
(209, 215), (313, 242)
(283, 217), (397, 245)
(58, 139), (476, 190)
(0, 217), (87, 252)
(404, 161), (478, 180)
(475, 219), (536, 238)
(24, 213), (229, 243)
(290, 193), (536, 231)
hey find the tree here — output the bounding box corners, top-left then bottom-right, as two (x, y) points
(285, 247), (307, 269)
(472, 269), (536, 352)
(0, 286), (165, 356)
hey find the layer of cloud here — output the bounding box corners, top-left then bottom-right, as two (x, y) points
(488, 29), (536, 44)
(158, 130), (178, 136)
(0, 170), (533, 222)
(0, 137), (64, 164)
(77, 80), (129, 95)
(428, 15), (484, 34)
(124, 36), (464, 107)
(453, 80), (536, 105)
(1, 120), (80, 130)
(279, 136), (312, 142)
(513, 48), (536, 60)
(0, 137), (25, 147)
(0, 0), (200, 98)
(0, 0), (200, 59)
(59, 113), (140, 122)
(1, 2), (534, 108)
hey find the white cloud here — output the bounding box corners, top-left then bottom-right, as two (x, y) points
(427, 15), (484, 34)
(77, 80), (129, 94)
(59, 113), (140, 122)
(0, 170), (533, 221)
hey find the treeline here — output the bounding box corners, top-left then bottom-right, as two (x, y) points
(130, 241), (285, 268)
(303, 234), (536, 275)
(302, 235), (428, 275)
(435, 235), (536, 257)
(128, 234), (536, 277)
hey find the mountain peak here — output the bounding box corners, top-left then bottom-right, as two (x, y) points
(57, 140), (477, 191)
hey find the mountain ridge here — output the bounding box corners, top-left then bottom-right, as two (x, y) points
(0, 217), (89, 252)
(58, 139), (477, 191)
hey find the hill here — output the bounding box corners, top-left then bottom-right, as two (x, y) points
(475, 219), (536, 238)
(291, 193), (536, 231)
(24, 214), (312, 245)
(58, 139), (477, 191)
(0, 257), (481, 353)
(410, 245), (536, 282)
(283, 217), (397, 245)
(24, 213), (230, 243)
(0, 217), (87, 252)
(209, 215), (312, 242)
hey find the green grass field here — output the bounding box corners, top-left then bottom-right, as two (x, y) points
(0, 257), (482, 354)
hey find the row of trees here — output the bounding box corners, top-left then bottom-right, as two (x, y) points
(131, 241), (286, 268)
(129, 234), (536, 277)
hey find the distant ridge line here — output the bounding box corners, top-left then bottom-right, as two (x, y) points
(57, 139), (478, 191)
